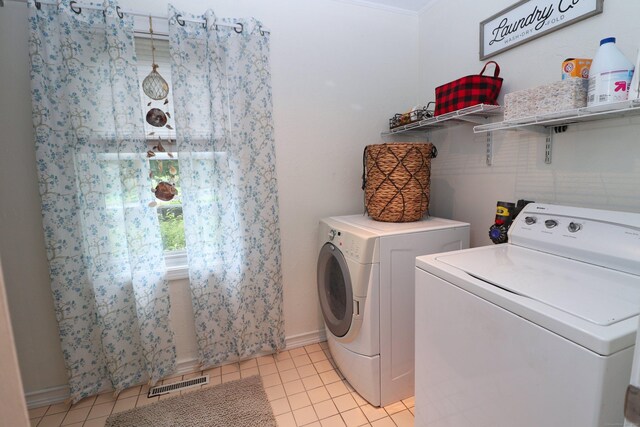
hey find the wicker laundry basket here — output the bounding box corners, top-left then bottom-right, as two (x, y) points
(362, 142), (437, 222)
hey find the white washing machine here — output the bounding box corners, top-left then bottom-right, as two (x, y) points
(317, 215), (470, 406)
(415, 203), (640, 427)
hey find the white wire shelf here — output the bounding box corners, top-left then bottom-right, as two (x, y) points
(473, 99), (640, 133)
(381, 104), (503, 136)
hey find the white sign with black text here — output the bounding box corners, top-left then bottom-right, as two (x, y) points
(480, 0), (603, 60)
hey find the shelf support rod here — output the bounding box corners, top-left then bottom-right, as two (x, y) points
(545, 128), (553, 164)
(486, 131), (493, 166)
(545, 125), (567, 164)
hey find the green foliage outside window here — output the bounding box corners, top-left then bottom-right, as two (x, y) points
(158, 206), (185, 251)
(150, 158), (186, 252)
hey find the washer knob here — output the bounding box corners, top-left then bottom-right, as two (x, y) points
(568, 222), (582, 233)
(328, 229), (337, 241)
(545, 219), (558, 229)
(525, 216), (537, 225)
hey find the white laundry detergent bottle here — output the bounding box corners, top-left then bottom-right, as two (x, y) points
(588, 37), (635, 106)
(629, 46), (640, 100)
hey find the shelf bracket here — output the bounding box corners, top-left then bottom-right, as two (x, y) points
(486, 131), (493, 166)
(456, 116), (490, 125)
(545, 129), (553, 164)
(545, 125), (567, 164)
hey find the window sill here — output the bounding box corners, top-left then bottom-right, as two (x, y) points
(166, 265), (189, 281)
(165, 251), (189, 281)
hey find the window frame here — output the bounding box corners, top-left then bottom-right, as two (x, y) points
(134, 29), (189, 280)
(96, 149), (189, 279)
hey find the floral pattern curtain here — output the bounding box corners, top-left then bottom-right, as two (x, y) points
(28, 0), (175, 402)
(168, 5), (284, 367)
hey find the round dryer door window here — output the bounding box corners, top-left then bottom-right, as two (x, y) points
(317, 242), (353, 337)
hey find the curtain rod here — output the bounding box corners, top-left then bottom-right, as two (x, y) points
(21, 0), (270, 33)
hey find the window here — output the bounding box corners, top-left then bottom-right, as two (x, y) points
(136, 36), (187, 276)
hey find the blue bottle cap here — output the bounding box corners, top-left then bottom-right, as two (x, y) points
(600, 37), (616, 45)
(489, 228), (502, 239)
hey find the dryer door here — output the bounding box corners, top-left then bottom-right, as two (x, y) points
(317, 242), (353, 337)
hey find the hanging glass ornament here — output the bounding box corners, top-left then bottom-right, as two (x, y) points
(154, 181), (178, 201)
(146, 108), (168, 127)
(143, 65), (169, 100)
(142, 16), (169, 100)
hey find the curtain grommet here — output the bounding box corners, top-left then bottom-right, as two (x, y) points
(116, 6), (123, 19)
(234, 22), (243, 33)
(70, 1), (81, 14)
(176, 14), (185, 26)
(35, 1), (41, 10)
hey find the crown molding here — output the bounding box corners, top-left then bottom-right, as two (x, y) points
(3, 0), (430, 16)
(329, 0), (420, 16)
(418, 0), (441, 15)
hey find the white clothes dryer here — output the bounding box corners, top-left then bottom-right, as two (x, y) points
(317, 215), (469, 406)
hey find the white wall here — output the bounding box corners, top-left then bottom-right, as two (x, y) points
(419, 0), (640, 246)
(0, 0), (70, 398)
(0, 0), (419, 399)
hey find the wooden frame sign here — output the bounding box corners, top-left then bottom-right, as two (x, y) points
(480, 0), (604, 60)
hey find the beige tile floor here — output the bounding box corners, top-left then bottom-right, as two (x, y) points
(28, 341), (414, 427)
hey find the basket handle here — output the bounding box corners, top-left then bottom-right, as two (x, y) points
(479, 61), (500, 78)
(361, 146), (368, 191)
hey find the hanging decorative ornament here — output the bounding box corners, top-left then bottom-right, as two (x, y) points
(146, 108), (168, 127)
(154, 181), (178, 201)
(142, 16), (169, 100)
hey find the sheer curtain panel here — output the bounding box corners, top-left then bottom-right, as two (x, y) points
(28, 0), (176, 402)
(169, 5), (284, 368)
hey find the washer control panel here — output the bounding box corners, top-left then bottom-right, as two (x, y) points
(326, 228), (368, 262)
(340, 233), (362, 260)
(521, 217), (585, 234)
(513, 214), (586, 238)
(508, 203), (640, 275)
(319, 218), (379, 265)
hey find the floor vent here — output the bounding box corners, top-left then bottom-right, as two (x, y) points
(147, 375), (209, 398)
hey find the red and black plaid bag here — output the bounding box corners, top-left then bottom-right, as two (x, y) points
(434, 61), (503, 116)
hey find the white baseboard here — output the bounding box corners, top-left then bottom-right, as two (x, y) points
(173, 329), (328, 374)
(285, 329), (327, 349)
(174, 357), (200, 376)
(26, 329), (327, 409)
(25, 385), (69, 409)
